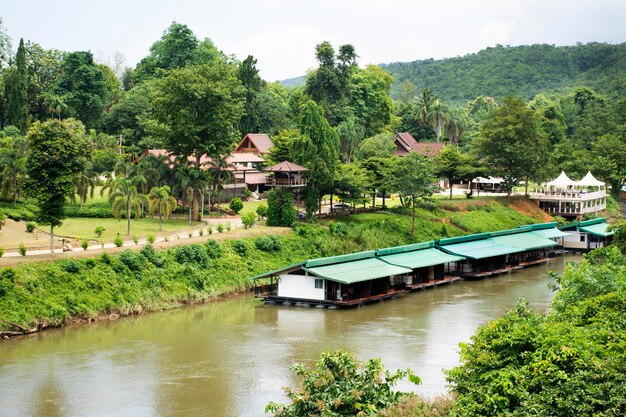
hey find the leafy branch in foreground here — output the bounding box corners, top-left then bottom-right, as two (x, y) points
(266, 350), (420, 417)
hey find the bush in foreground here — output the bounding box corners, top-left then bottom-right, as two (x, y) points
(266, 350), (420, 417)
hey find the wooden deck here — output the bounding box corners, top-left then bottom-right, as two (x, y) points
(520, 258), (549, 267)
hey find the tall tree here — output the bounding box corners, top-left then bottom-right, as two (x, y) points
(133, 22), (219, 82)
(293, 100), (340, 217)
(475, 96), (549, 196)
(0, 17), (11, 71)
(384, 153), (436, 238)
(435, 145), (485, 199)
(0, 133), (27, 205)
(53, 51), (107, 129)
(4, 39), (29, 131)
(26, 119), (90, 252)
(152, 61), (245, 166)
(238, 55), (265, 134)
(336, 117), (364, 163)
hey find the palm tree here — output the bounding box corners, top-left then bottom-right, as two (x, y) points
(336, 118), (365, 163)
(43, 93), (67, 121)
(0, 148), (26, 205)
(417, 88), (436, 126)
(431, 99), (450, 142)
(74, 162), (97, 209)
(208, 155), (234, 214)
(148, 185), (177, 231)
(445, 108), (468, 145)
(175, 167), (207, 223)
(108, 176), (148, 236)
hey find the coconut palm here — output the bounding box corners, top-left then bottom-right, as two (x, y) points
(175, 167), (207, 223)
(0, 148), (26, 205)
(336, 118), (365, 163)
(108, 176), (148, 236)
(417, 88), (436, 126)
(148, 185), (177, 231)
(431, 99), (450, 142)
(43, 93), (67, 121)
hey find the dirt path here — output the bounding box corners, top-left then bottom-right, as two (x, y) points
(0, 225), (292, 267)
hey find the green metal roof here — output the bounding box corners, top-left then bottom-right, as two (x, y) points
(304, 258), (411, 284)
(438, 238), (521, 259)
(525, 222), (559, 231)
(532, 228), (570, 239)
(376, 241), (434, 256)
(437, 232), (491, 246)
(305, 250), (375, 268)
(490, 231), (558, 251)
(579, 222), (614, 237)
(379, 247), (465, 269)
(248, 262), (305, 280)
(561, 217), (607, 231)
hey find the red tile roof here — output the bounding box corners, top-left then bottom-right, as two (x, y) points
(394, 133), (445, 157)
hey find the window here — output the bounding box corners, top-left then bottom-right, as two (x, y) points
(580, 234), (586, 243)
(314, 279), (324, 289)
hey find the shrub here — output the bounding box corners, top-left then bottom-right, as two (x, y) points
(242, 187), (252, 200)
(119, 250), (145, 272)
(64, 261), (81, 274)
(84, 258), (96, 268)
(188, 231), (193, 238)
(140, 244), (164, 267)
(207, 224), (213, 235)
(100, 253), (113, 264)
(226, 222), (231, 231)
(256, 204), (268, 219)
(232, 240), (248, 257)
(114, 235), (124, 247)
(266, 350), (420, 416)
(217, 223), (224, 233)
(99, 239), (105, 248)
(94, 226), (106, 238)
(204, 240), (222, 259)
(229, 197), (244, 214)
(81, 239), (89, 250)
(132, 235), (139, 245)
(147, 234), (156, 244)
(328, 221), (336, 234)
(334, 222), (348, 236)
(175, 244), (209, 267)
(0, 246), (3, 258)
(25, 221), (37, 233)
(18, 243), (27, 256)
(164, 234), (169, 242)
(242, 212), (256, 229)
(255, 235), (282, 252)
(199, 228), (204, 236)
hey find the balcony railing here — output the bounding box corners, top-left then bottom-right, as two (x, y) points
(266, 178), (307, 187)
(540, 204), (606, 215)
(528, 190), (606, 201)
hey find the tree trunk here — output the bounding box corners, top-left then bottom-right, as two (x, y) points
(330, 192), (333, 213)
(382, 189), (386, 209)
(524, 175), (529, 197)
(450, 180), (454, 199)
(188, 199), (192, 224)
(411, 196), (416, 239)
(372, 190), (376, 210)
(159, 208), (163, 231)
(50, 224), (55, 254)
(200, 192), (204, 222)
(126, 195), (131, 236)
(192, 193), (199, 222)
(436, 120), (441, 142)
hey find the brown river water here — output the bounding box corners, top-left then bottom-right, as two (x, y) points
(0, 255), (579, 417)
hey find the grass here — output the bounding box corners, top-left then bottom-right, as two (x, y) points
(54, 217), (202, 241)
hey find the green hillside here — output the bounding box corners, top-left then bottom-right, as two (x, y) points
(381, 42), (626, 103)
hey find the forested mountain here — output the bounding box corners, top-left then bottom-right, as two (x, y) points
(382, 42), (626, 103)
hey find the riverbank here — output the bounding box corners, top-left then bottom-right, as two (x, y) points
(0, 198), (551, 337)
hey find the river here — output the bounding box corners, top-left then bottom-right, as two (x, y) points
(0, 255), (578, 417)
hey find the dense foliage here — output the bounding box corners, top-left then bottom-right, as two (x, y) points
(382, 43), (626, 103)
(447, 246), (626, 416)
(266, 350), (421, 417)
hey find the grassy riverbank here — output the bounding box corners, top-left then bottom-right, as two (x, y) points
(1, 197), (552, 335)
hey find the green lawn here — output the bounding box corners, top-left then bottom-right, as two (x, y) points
(55, 217), (202, 240)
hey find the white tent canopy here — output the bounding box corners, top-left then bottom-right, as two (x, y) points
(472, 176), (503, 184)
(576, 171), (605, 187)
(547, 171), (577, 187)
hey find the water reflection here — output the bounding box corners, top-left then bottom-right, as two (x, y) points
(0, 255), (577, 417)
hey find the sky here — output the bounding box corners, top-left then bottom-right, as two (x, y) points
(2, 0), (626, 81)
